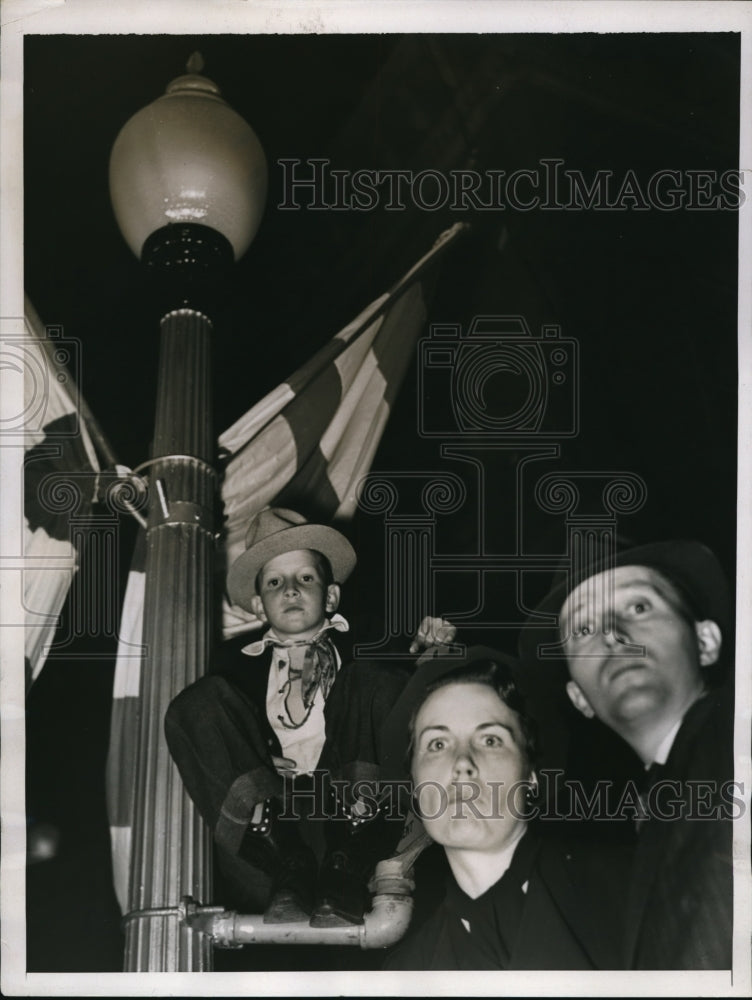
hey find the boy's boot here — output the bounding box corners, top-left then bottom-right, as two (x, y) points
(310, 786), (404, 927)
(239, 797), (317, 923)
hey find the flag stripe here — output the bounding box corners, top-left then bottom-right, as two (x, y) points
(109, 826), (132, 915)
(106, 537), (145, 912)
(273, 444), (344, 521)
(274, 362), (344, 468)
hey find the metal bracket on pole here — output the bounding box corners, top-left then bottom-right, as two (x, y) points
(180, 898), (244, 949)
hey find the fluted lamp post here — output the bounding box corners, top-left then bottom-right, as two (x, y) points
(109, 53), (267, 972)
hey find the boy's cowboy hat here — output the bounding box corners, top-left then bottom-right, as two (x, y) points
(517, 538), (731, 685)
(227, 507), (356, 611)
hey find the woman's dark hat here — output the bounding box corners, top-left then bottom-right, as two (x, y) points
(379, 645), (523, 780)
(517, 539), (731, 684)
(227, 507), (357, 612)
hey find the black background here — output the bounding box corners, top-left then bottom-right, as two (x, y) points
(23, 32), (739, 971)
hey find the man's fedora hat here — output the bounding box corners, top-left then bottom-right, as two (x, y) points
(227, 507), (357, 612)
(379, 645), (524, 780)
(517, 538), (732, 678)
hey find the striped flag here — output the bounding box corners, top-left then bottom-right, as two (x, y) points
(106, 223), (466, 910)
(107, 532), (146, 913)
(20, 299), (103, 688)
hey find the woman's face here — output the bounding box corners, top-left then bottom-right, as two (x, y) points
(411, 682), (533, 853)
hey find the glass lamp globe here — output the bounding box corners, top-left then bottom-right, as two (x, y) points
(109, 64), (268, 262)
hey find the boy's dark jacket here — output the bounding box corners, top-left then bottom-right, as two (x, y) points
(213, 623), (406, 757)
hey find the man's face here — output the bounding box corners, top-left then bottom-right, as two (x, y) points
(559, 565), (714, 731)
(411, 682), (533, 853)
(250, 549), (339, 641)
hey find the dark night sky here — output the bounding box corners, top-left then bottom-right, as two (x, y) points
(20, 28), (740, 974)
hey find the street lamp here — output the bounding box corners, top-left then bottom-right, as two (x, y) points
(109, 54), (267, 972)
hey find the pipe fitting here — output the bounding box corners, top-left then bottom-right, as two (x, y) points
(184, 856), (417, 950)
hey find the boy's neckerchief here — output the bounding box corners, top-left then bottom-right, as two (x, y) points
(242, 615), (349, 729)
(273, 633), (338, 728)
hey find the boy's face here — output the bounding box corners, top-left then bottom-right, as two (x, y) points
(250, 549), (340, 641)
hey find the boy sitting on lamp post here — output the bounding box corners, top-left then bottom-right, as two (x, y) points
(165, 506), (453, 927)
